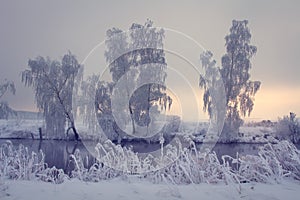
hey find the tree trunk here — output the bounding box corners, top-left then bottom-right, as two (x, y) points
(72, 126), (80, 141)
(129, 106), (136, 134)
(39, 127), (43, 140)
(66, 124), (80, 141)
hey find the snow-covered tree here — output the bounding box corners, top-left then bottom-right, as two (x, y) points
(200, 20), (260, 141)
(199, 51), (226, 138)
(103, 20), (172, 136)
(104, 27), (134, 136)
(79, 75), (123, 141)
(129, 20), (171, 131)
(21, 52), (82, 140)
(0, 80), (16, 119)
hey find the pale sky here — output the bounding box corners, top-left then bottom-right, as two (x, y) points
(0, 0), (299, 121)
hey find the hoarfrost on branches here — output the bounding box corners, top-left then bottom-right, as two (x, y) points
(21, 52), (83, 140)
(200, 20), (261, 142)
(80, 20), (173, 142)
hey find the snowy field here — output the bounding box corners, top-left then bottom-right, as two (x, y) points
(0, 119), (43, 139)
(2, 178), (300, 200)
(0, 119), (278, 143)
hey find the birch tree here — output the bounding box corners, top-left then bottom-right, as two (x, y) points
(22, 52), (82, 140)
(104, 20), (172, 135)
(200, 20), (261, 140)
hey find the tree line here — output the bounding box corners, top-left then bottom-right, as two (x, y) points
(4, 19), (290, 143)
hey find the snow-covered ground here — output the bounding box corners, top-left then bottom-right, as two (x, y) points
(182, 121), (277, 143)
(2, 178), (300, 200)
(238, 126), (277, 143)
(0, 119), (43, 139)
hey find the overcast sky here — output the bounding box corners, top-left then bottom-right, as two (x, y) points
(0, 0), (299, 121)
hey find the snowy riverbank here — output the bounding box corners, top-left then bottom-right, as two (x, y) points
(1, 138), (300, 200)
(0, 119), (43, 139)
(0, 119), (278, 143)
(2, 178), (300, 200)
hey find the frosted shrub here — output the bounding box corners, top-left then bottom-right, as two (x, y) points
(67, 149), (119, 182)
(0, 141), (46, 180)
(156, 145), (239, 186)
(0, 141), (66, 183)
(69, 142), (124, 181)
(237, 154), (286, 183)
(69, 149), (86, 180)
(95, 140), (134, 174)
(93, 140), (161, 175)
(39, 167), (65, 184)
(264, 141), (300, 180)
(237, 141), (299, 182)
(82, 163), (114, 182)
(275, 112), (300, 143)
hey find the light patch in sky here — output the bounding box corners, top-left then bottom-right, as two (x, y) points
(0, 0), (299, 121)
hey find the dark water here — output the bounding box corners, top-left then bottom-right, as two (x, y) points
(1, 139), (299, 173)
(0, 139), (98, 174)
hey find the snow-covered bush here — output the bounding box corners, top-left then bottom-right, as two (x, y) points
(237, 140), (300, 182)
(0, 141), (66, 183)
(0, 141), (44, 180)
(94, 140), (157, 175)
(149, 143), (240, 188)
(39, 167), (65, 184)
(275, 112), (300, 143)
(262, 141), (300, 180)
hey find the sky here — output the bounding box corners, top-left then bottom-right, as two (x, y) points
(0, 0), (299, 121)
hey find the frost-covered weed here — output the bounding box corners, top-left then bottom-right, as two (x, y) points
(0, 139), (299, 185)
(39, 167), (65, 184)
(0, 140), (66, 183)
(0, 141), (44, 180)
(237, 141), (300, 182)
